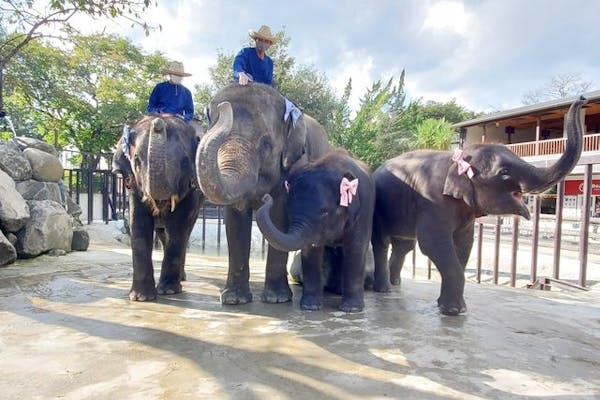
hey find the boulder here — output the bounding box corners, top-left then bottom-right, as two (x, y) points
(14, 136), (57, 155)
(0, 169), (30, 233)
(16, 200), (73, 258)
(23, 148), (64, 182)
(15, 180), (62, 203)
(71, 227), (90, 251)
(0, 230), (17, 266)
(0, 140), (32, 181)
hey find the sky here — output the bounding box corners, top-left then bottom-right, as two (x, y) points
(76, 0), (599, 114)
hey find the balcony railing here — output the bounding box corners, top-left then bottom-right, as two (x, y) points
(506, 133), (600, 157)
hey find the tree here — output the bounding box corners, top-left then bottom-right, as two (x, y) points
(522, 73), (593, 105)
(4, 34), (168, 168)
(0, 0), (158, 116)
(412, 118), (457, 150)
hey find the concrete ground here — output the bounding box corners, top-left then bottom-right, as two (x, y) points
(1, 223), (599, 400)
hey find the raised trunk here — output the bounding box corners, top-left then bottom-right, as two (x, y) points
(256, 194), (308, 252)
(522, 97), (586, 193)
(147, 118), (171, 200)
(196, 101), (258, 205)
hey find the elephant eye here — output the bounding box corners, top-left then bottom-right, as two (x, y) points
(320, 207), (329, 217)
(498, 168), (511, 180)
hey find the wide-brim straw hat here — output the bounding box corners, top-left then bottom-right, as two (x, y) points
(249, 25), (277, 43)
(162, 61), (192, 77)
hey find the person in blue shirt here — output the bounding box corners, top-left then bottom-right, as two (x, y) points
(233, 25), (277, 87)
(147, 61), (194, 122)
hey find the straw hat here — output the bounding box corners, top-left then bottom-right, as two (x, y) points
(162, 61), (192, 77)
(249, 25), (277, 43)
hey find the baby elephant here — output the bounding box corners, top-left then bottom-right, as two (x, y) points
(256, 149), (375, 312)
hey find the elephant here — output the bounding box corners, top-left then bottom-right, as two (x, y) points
(195, 83), (332, 305)
(255, 149), (375, 312)
(112, 113), (203, 301)
(371, 97), (586, 316)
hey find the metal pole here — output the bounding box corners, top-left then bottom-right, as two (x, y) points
(579, 164), (592, 287)
(493, 216), (501, 284)
(553, 181), (565, 279)
(476, 222), (483, 283)
(510, 216), (519, 287)
(87, 168), (93, 225)
(530, 196), (541, 283)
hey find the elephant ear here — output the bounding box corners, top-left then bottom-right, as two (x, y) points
(442, 157), (477, 208)
(282, 114), (307, 172)
(112, 126), (135, 189)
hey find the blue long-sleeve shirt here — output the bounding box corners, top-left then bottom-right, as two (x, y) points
(147, 81), (194, 122)
(232, 47), (274, 87)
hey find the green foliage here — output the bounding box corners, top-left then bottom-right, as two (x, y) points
(413, 118), (457, 150)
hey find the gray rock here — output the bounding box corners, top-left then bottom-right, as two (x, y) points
(14, 136), (57, 155)
(71, 228), (90, 251)
(0, 169), (30, 233)
(0, 230), (17, 266)
(66, 195), (83, 218)
(16, 200), (73, 258)
(15, 180), (62, 203)
(23, 148), (64, 182)
(0, 141), (32, 181)
(6, 232), (17, 246)
(47, 249), (67, 257)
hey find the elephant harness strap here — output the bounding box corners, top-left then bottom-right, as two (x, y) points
(452, 150), (475, 179)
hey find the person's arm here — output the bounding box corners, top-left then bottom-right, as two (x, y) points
(233, 48), (253, 84)
(147, 84), (161, 113)
(267, 57), (275, 87)
(183, 88), (194, 122)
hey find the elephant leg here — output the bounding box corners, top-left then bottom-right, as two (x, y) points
(372, 228), (391, 292)
(453, 223), (475, 270)
(221, 206), (253, 305)
(389, 238), (416, 285)
(262, 194), (293, 304)
(340, 241), (367, 312)
(157, 192), (202, 294)
(324, 247), (343, 295)
(300, 246), (325, 310)
(417, 220), (466, 316)
(129, 194), (157, 301)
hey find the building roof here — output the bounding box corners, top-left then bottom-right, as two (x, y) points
(453, 89), (600, 129)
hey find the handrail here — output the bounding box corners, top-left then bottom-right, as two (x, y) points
(506, 133), (600, 157)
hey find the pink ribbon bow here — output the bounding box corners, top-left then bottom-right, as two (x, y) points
(452, 150), (475, 179)
(339, 177), (359, 207)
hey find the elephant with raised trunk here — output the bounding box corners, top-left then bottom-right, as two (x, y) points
(196, 83), (331, 305)
(372, 97), (586, 315)
(113, 114), (203, 301)
(256, 150), (375, 312)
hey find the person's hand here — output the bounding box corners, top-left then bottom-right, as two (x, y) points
(238, 72), (251, 85)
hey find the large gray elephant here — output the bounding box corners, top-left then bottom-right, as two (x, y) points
(196, 83), (332, 305)
(372, 97), (586, 315)
(113, 114), (203, 301)
(255, 150), (375, 312)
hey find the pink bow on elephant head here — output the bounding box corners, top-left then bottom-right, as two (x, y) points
(339, 177), (359, 207)
(452, 150), (475, 179)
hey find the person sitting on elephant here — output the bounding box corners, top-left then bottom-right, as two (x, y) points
(233, 25), (277, 87)
(147, 61), (195, 123)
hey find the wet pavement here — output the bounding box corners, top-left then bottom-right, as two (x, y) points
(1, 223), (599, 399)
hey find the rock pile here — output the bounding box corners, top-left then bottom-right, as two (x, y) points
(0, 137), (89, 266)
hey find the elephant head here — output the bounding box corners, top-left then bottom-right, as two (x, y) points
(195, 84), (324, 207)
(443, 97), (586, 219)
(112, 114), (199, 215)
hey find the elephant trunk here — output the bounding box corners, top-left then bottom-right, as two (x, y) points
(256, 194), (308, 252)
(147, 118), (173, 201)
(522, 96), (587, 193)
(196, 101), (258, 205)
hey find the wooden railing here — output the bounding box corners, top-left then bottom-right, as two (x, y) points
(506, 133), (600, 157)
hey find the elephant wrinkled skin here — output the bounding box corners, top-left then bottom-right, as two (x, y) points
(113, 114), (203, 301)
(196, 83), (331, 305)
(371, 97), (586, 316)
(256, 150), (375, 312)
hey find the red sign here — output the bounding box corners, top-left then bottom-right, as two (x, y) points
(564, 180), (600, 195)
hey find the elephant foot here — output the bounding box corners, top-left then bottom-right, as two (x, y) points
(437, 296), (467, 316)
(300, 294), (323, 311)
(340, 296), (364, 313)
(373, 280), (391, 293)
(221, 286), (253, 305)
(390, 276), (401, 286)
(129, 286), (157, 302)
(261, 281), (293, 303)
(157, 280), (182, 295)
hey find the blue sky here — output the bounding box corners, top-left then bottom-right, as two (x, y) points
(78, 0), (599, 113)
